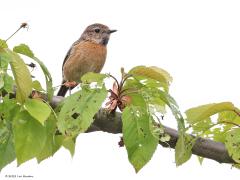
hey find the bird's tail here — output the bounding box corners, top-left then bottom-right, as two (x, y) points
(57, 80), (69, 97)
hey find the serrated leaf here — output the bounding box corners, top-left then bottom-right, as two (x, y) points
(62, 137), (75, 157)
(122, 105), (159, 172)
(13, 44), (34, 58)
(0, 127), (15, 171)
(13, 44), (53, 101)
(32, 80), (44, 91)
(185, 102), (235, 124)
(7, 49), (32, 103)
(57, 85), (107, 136)
(129, 66), (172, 86)
(81, 72), (107, 84)
(225, 128), (240, 163)
(36, 114), (57, 163)
(24, 99), (51, 125)
(13, 111), (47, 165)
(0, 39), (8, 49)
(175, 134), (194, 166)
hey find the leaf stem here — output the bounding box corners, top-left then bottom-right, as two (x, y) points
(108, 74), (120, 89)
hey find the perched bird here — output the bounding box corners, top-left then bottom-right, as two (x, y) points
(57, 23), (117, 97)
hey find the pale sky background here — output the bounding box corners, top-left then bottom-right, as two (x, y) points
(1, 0), (240, 179)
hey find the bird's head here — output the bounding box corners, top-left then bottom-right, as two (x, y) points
(80, 23), (117, 46)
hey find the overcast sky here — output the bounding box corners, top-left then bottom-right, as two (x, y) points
(1, 0), (240, 179)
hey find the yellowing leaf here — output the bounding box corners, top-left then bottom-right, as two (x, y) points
(13, 44), (34, 58)
(0, 39), (8, 49)
(129, 66), (172, 86)
(32, 80), (44, 91)
(7, 49), (32, 103)
(24, 99), (51, 125)
(185, 102), (235, 124)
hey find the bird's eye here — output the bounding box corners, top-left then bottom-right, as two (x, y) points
(94, 28), (100, 33)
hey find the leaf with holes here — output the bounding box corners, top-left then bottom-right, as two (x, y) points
(57, 85), (107, 136)
(225, 128), (240, 163)
(122, 105), (159, 172)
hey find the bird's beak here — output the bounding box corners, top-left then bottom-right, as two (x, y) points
(108, 29), (117, 34)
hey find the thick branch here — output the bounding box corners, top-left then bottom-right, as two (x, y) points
(52, 96), (234, 164)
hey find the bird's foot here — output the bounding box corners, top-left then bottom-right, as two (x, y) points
(63, 81), (78, 87)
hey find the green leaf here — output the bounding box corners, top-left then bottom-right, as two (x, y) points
(13, 44), (34, 58)
(7, 49), (32, 103)
(122, 105), (159, 172)
(175, 134), (194, 166)
(62, 137), (76, 157)
(33, 57), (53, 101)
(13, 111), (47, 165)
(36, 114), (57, 163)
(32, 80), (44, 91)
(0, 96), (18, 122)
(13, 44), (53, 101)
(129, 66), (172, 86)
(57, 85), (107, 136)
(225, 128), (240, 163)
(3, 74), (14, 93)
(0, 51), (10, 70)
(24, 99), (51, 125)
(0, 39), (8, 49)
(81, 72), (107, 84)
(0, 75), (4, 89)
(185, 102), (235, 124)
(0, 126), (15, 171)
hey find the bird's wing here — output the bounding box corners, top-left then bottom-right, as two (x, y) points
(61, 39), (82, 71)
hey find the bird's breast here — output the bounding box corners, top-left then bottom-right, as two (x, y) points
(63, 41), (107, 82)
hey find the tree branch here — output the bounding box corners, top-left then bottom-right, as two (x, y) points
(52, 95), (235, 164)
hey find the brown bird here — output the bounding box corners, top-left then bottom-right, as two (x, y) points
(57, 23), (117, 97)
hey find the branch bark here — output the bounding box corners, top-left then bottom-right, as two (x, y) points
(52, 95), (235, 164)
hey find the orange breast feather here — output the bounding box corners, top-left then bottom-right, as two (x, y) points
(63, 41), (107, 82)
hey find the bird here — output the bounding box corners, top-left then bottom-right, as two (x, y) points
(57, 23), (117, 97)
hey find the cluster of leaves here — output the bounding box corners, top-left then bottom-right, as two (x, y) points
(1, 25), (240, 173)
(185, 102), (240, 164)
(0, 35), (189, 172)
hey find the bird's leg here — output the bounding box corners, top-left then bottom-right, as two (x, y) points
(63, 81), (78, 96)
(63, 81), (78, 87)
